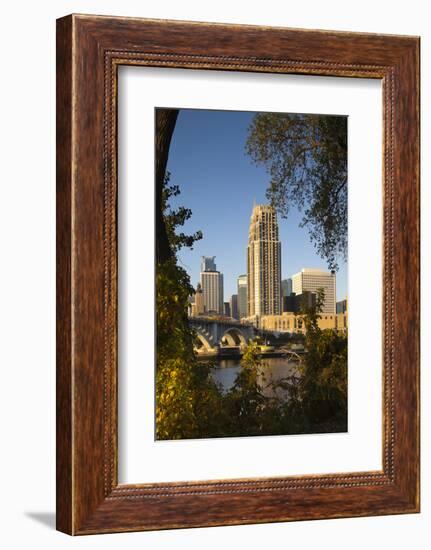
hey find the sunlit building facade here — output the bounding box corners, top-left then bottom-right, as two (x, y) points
(190, 282), (205, 316)
(200, 258), (224, 315)
(291, 268), (336, 314)
(260, 311), (347, 334)
(247, 204), (282, 317)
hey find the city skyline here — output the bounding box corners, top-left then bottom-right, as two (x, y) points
(192, 246), (340, 318)
(166, 108), (347, 301)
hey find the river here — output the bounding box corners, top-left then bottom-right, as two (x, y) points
(208, 357), (300, 397)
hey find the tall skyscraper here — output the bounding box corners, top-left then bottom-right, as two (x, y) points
(237, 274), (247, 320)
(291, 268), (336, 314)
(247, 204), (282, 317)
(200, 257), (223, 315)
(201, 256), (216, 272)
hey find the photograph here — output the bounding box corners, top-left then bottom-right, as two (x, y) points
(155, 107), (348, 440)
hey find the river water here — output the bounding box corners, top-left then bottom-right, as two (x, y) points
(209, 357), (299, 397)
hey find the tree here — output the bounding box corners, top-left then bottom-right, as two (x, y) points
(161, 172), (203, 254)
(225, 341), (279, 436)
(294, 288), (347, 429)
(155, 108), (179, 264)
(155, 259), (197, 439)
(155, 130), (206, 439)
(246, 113), (347, 270)
(156, 147), (223, 440)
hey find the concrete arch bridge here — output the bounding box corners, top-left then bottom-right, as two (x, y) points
(189, 317), (255, 354)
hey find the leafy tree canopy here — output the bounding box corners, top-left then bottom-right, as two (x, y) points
(161, 171), (203, 256)
(246, 113), (347, 270)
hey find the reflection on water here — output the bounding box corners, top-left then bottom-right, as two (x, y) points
(209, 357), (299, 397)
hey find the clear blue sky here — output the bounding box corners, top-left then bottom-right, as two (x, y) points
(165, 108), (347, 302)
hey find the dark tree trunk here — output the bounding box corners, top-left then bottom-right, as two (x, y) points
(155, 108), (179, 263)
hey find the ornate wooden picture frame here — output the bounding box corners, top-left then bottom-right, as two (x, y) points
(56, 14), (420, 535)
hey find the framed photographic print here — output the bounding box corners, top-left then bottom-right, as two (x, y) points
(56, 14), (420, 534)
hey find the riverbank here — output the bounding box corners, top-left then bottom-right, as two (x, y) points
(197, 349), (304, 361)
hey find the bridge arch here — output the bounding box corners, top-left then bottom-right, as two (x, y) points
(194, 331), (213, 351)
(221, 327), (247, 347)
(189, 318), (254, 350)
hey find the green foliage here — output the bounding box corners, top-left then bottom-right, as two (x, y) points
(293, 329), (348, 428)
(161, 172), (203, 254)
(245, 113), (347, 270)
(156, 172), (206, 440)
(282, 287), (348, 431)
(155, 259), (196, 439)
(224, 342), (268, 436)
(155, 259), (229, 439)
(156, 172), (229, 440)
